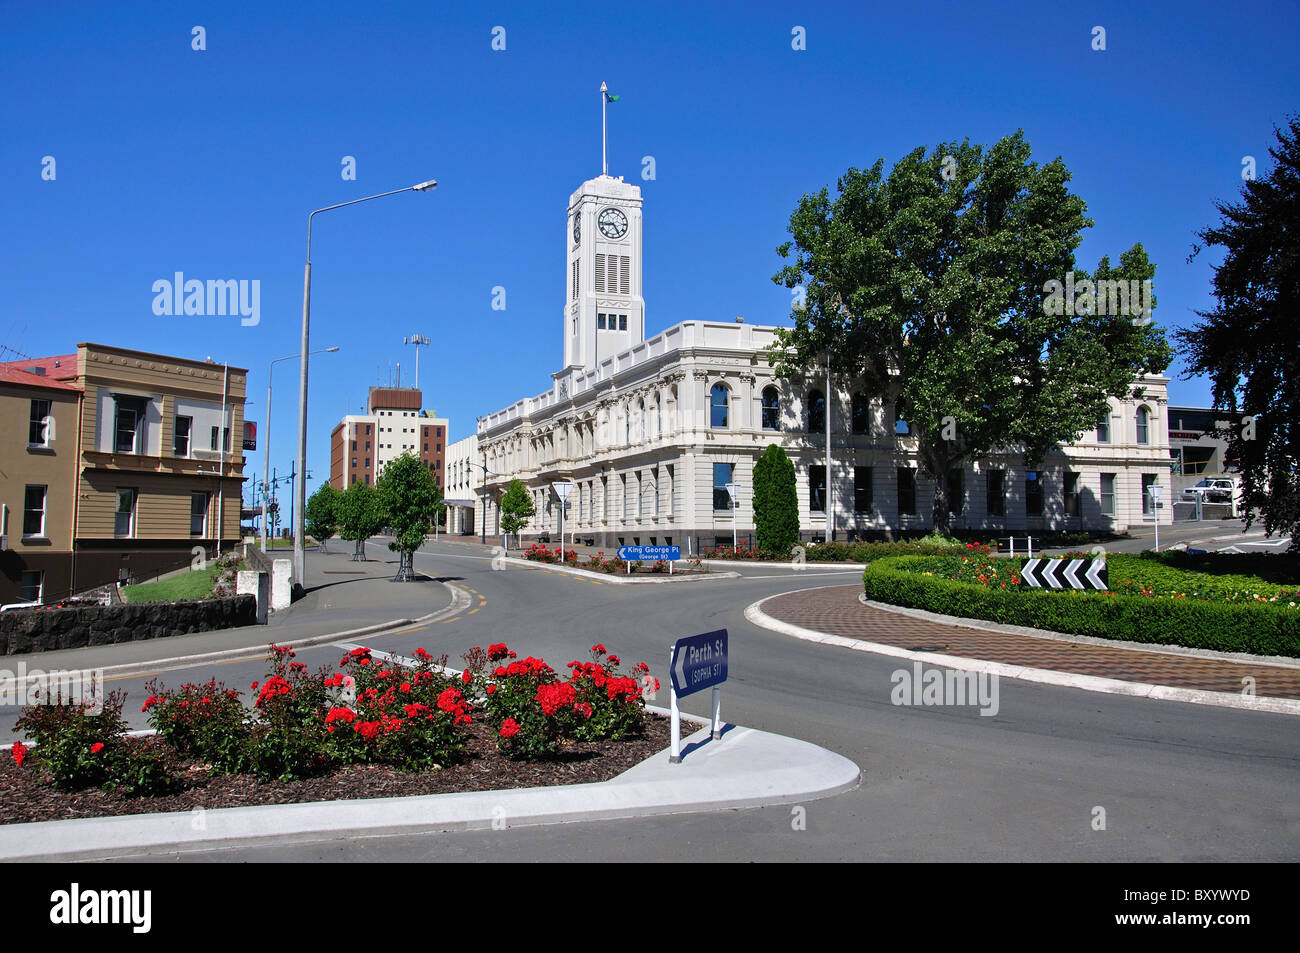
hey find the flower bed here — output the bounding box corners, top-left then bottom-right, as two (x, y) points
(2, 640), (664, 821)
(863, 553), (1300, 656)
(522, 545), (705, 574)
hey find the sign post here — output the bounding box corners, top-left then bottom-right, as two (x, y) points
(1149, 483), (1164, 552)
(725, 482), (741, 551)
(617, 545), (680, 575)
(667, 628), (728, 763)
(551, 481), (573, 557)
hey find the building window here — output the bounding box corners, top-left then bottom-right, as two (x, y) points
(1136, 406), (1150, 445)
(209, 426), (230, 453)
(947, 469), (963, 515)
(1063, 472), (1080, 516)
(897, 468), (916, 516)
(636, 471), (643, 518)
(23, 485), (47, 537)
(654, 467), (660, 516)
(714, 463), (734, 512)
(854, 467), (873, 513)
(761, 387), (780, 430)
(20, 570), (43, 604)
(191, 492), (209, 537)
(1100, 473), (1116, 517)
(618, 314), (627, 331)
(1142, 473), (1157, 515)
(1097, 417), (1110, 444)
(365, 425), (371, 435)
(1025, 472), (1043, 517)
(114, 397), (147, 454)
(987, 468), (1005, 516)
(602, 476), (609, 519)
(352, 457), (357, 467)
(710, 384), (729, 428)
(851, 393), (870, 435)
(808, 389), (825, 433)
(598, 313), (606, 329)
(29, 399), (52, 447)
(622, 474), (630, 519)
(115, 488), (137, 538)
(174, 416), (192, 457)
(352, 440), (357, 451)
(809, 465), (826, 513)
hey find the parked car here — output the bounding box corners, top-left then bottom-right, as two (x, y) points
(1182, 478), (1237, 503)
(0, 600), (41, 612)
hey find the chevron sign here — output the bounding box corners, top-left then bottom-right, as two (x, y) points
(1021, 557), (1107, 591)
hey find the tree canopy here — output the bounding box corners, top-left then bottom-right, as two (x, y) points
(337, 480), (388, 547)
(304, 483), (340, 551)
(771, 131), (1171, 533)
(499, 479), (535, 542)
(376, 452), (443, 574)
(1175, 116), (1300, 547)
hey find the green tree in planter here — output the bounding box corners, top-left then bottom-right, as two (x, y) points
(754, 444), (799, 556)
(337, 479), (388, 561)
(499, 479), (535, 547)
(304, 483), (341, 552)
(377, 452), (444, 580)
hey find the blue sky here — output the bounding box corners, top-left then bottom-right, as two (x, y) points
(3, 1), (1298, 502)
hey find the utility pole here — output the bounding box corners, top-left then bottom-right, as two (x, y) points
(403, 334), (431, 390)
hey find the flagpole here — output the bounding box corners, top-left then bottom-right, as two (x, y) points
(600, 81), (608, 175)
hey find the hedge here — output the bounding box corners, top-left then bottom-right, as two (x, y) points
(862, 556), (1300, 657)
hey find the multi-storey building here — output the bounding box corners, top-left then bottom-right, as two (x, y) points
(0, 344), (246, 603)
(444, 434), (480, 535)
(474, 170), (1174, 550)
(329, 387), (447, 491)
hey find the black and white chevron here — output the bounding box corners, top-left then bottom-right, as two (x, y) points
(1020, 557), (1107, 591)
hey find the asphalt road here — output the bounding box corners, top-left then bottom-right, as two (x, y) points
(51, 535), (1298, 863)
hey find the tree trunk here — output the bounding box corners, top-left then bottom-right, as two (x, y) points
(921, 442), (952, 537)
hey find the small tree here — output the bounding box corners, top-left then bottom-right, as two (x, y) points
(337, 480), (388, 560)
(304, 484), (341, 552)
(499, 479), (535, 547)
(753, 444), (799, 556)
(377, 452), (442, 580)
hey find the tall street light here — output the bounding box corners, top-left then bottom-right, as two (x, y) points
(263, 346), (339, 552)
(294, 179), (437, 584)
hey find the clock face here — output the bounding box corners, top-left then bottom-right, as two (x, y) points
(598, 207), (628, 240)
(573, 214), (580, 244)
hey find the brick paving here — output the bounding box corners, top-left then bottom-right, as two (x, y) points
(761, 585), (1300, 701)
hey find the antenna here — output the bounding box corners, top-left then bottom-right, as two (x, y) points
(403, 334), (431, 389)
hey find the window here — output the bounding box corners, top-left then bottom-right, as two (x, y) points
(710, 384), (729, 428)
(1025, 472), (1043, 517)
(1136, 406), (1150, 445)
(366, 441), (370, 451)
(1100, 473), (1116, 517)
(209, 426), (230, 453)
(20, 570), (43, 604)
(351, 440), (357, 451)
(29, 399), (52, 447)
(761, 387), (780, 430)
(854, 467), (873, 513)
(598, 313), (606, 329)
(115, 488), (137, 538)
(365, 425), (371, 435)
(897, 468), (916, 516)
(174, 416), (192, 457)
(1142, 473), (1157, 515)
(114, 397), (147, 453)
(714, 463), (735, 511)
(808, 389), (825, 433)
(364, 457), (370, 467)
(1063, 472), (1080, 516)
(654, 467), (660, 515)
(987, 469), (1005, 516)
(947, 469), (963, 516)
(622, 474), (630, 519)
(619, 314), (627, 331)
(809, 465), (826, 513)
(23, 485), (46, 537)
(190, 492), (209, 537)
(1097, 416), (1110, 444)
(602, 476), (609, 519)
(635, 471), (643, 518)
(851, 393), (870, 435)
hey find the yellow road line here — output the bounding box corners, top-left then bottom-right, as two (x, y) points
(440, 617), (459, 624)
(395, 624), (429, 635)
(467, 607), (480, 615)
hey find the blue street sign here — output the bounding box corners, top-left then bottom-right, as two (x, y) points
(616, 545), (681, 561)
(670, 629), (728, 697)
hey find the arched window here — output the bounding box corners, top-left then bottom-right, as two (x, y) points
(1136, 406), (1150, 445)
(710, 383), (729, 428)
(808, 389), (825, 433)
(851, 393), (871, 435)
(761, 386), (780, 430)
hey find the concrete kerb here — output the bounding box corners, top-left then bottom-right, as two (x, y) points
(0, 708), (861, 861)
(700, 559), (867, 570)
(501, 556), (741, 584)
(745, 588), (1300, 717)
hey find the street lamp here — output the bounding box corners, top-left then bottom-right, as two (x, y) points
(294, 179), (437, 584)
(725, 482), (741, 551)
(552, 481), (574, 553)
(263, 346), (339, 552)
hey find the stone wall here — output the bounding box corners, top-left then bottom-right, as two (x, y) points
(0, 595), (257, 656)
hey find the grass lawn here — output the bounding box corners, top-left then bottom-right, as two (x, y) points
(122, 564), (228, 604)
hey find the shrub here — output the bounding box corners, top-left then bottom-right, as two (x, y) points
(754, 444), (799, 557)
(142, 677), (250, 774)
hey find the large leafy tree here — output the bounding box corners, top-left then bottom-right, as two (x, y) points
(376, 452), (443, 578)
(499, 479), (535, 546)
(337, 480), (388, 557)
(1175, 116), (1300, 547)
(304, 484), (341, 551)
(753, 443), (799, 556)
(771, 131), (1171, 534)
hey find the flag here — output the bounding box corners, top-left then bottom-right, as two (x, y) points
(604, 91), (620, 103)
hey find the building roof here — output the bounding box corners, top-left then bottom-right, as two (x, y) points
(0, 353), (79, 382)
(367, 386), (422, 412)
(0, 363), (82, 392)
(77, 342), (248, 375)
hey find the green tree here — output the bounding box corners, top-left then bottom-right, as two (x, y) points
(304, 483), (341, 552)
(753, 444), (799, 556)
(377, 452), (444, 579)
(771, 131), (1171, 535)
(337, 480), (388, 558)
(1175, 117), (1300, 548)
(499, 479), (535, 546)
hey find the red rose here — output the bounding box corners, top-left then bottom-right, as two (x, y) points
(12, 742), (27, 767)
(461, 669), (473, 685)
(499, 718), (521, 738)
(90, 743), (104, 754)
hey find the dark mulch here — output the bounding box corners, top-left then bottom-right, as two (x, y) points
(0, 714), (677, 827)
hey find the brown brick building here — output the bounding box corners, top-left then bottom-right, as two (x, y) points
(329, 387), (447, 495)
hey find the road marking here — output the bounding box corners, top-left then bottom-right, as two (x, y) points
(467, 607), (480, 615)
(440, 618), (459, 624)
(394, 625), (430, 635)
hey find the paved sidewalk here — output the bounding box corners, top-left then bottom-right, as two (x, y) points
(757, 585), (1300, 701)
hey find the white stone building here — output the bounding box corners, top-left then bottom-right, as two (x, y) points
(475, 171), (1173, 550)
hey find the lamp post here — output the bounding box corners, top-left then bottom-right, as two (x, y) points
(294, 179), (437, 584)
(552, 481), (574, 554)
(263, 346), (339, 552)
(725, 482), (741, 551)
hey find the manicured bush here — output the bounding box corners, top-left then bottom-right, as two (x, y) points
(754, 444), (799, 557)
(142, 677), (250, 774)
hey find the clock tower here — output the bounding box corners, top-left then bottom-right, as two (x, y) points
(562, 174), (645, 374)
